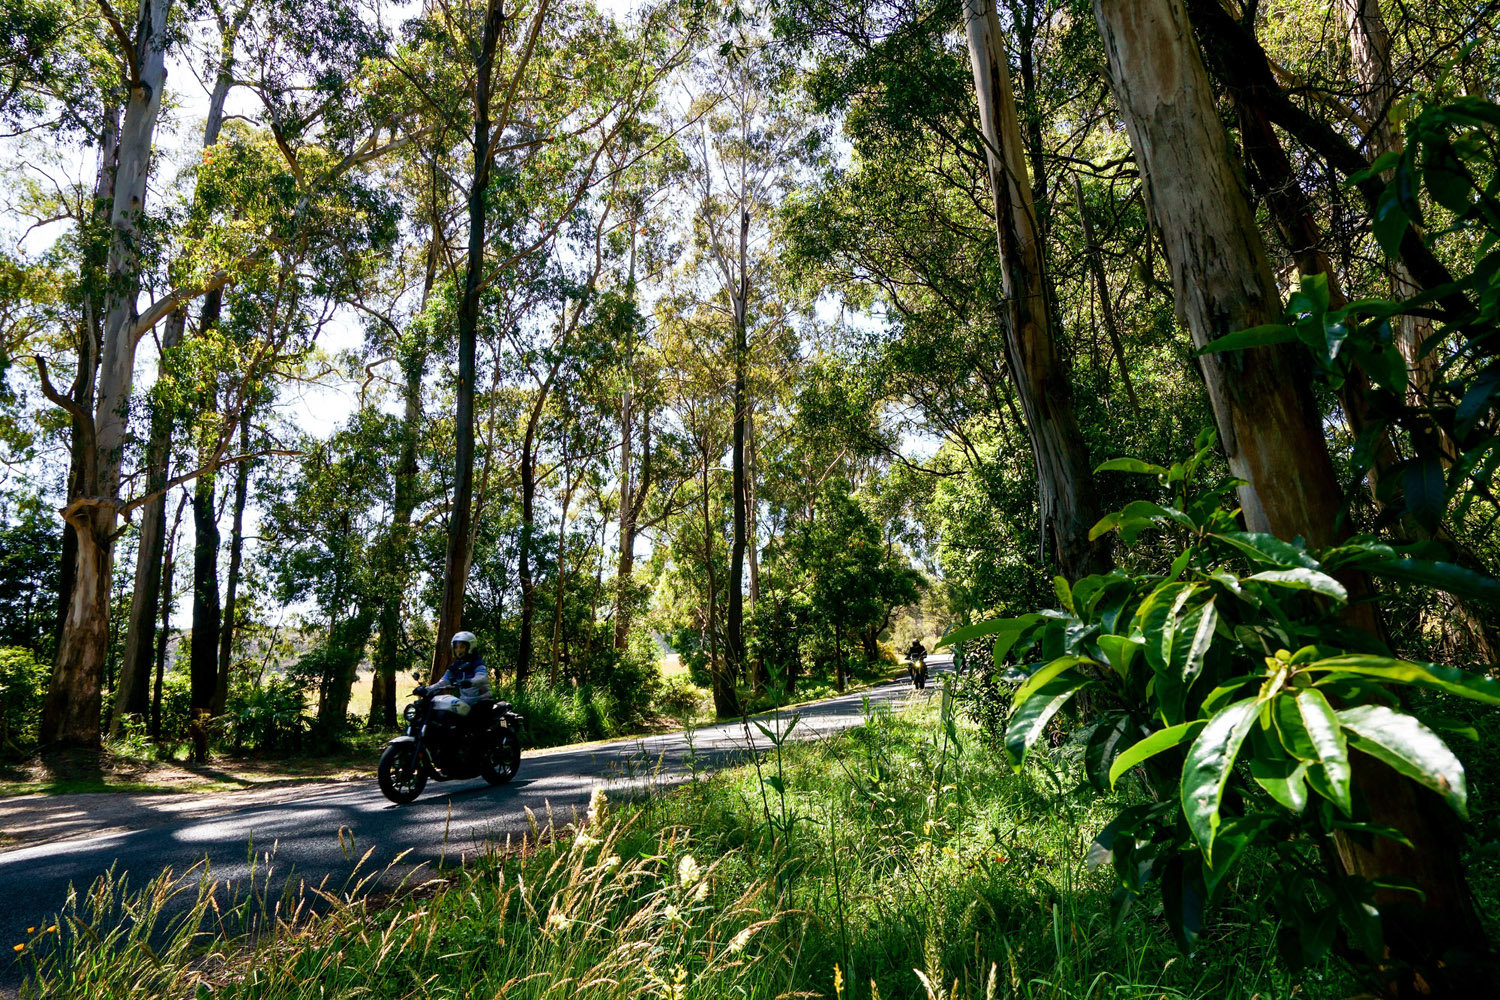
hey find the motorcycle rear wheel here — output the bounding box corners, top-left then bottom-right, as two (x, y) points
(379, 743), (428, 804)
(483, 730), (521, 785)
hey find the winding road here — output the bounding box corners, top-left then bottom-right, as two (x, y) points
(0, 659), (949, 989)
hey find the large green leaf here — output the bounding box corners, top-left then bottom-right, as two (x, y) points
(936, 614), (1040, 650)
(1248, 756), (1310, 813)
(1119, 500), (1196, 531)
(1097, 633), (1144, 679)
(1338, 704), (1468, 818)
(1181, 698), (1262, 857)
(1012, 655), (1092, 707)
(1108, 720), (1206, 789)
(1209, 533), (1318, 569)
(1137, 583), (1194, 675)
(1169, 597), (1218, 687)
(1005, 671), (1090, 770)
(1291, 690), (1352, 815)
(1353, 557), (1500, 605)
(1095, 457), (1168, 476)
(1245, 568), (1348, 602)
(1197, 324), (1298, 355)
(1306, 655), (1500, 706)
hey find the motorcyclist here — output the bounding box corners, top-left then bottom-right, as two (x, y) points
(423, 630), (491, 706)
(906, 638), (928, 689)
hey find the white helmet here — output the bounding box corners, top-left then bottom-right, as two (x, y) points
(450, 630), (477, 649)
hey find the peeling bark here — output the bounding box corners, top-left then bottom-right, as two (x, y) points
(964, 0), (1108, 580)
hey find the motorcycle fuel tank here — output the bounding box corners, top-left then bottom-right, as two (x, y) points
(430, 694), (472, 716)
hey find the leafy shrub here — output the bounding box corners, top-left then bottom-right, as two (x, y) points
(0, 645), (47, 756)
(946, 431), (1500, 982)
(153, 671), (194, 755)
(220, 678), (309, 753)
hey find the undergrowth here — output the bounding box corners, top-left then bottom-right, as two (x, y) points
(17, 692), (1363, 999)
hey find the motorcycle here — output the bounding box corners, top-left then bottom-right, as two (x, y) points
(905, 653), (928, 691)
(378, 678), (525, 804)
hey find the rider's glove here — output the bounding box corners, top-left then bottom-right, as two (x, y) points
(414, 685), (427, 696)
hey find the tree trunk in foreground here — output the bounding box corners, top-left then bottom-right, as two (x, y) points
(963, 0), (1108, 581)
(432, 0), (504, 683)
(42, 0), (173, 748)
(1094, 0), (1491, 992)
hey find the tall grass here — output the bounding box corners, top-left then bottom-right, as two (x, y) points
(18, 695), (1361, 999)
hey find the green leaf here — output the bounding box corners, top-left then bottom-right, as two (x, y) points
(936, 614), (1040, 650)
(1338, 705), (1468, 819)
(1306, 655), (1500, 706)
(1120, 500), (1196, 530)
(1372, 181), (1411, 256)
(1245, 568), (1348, 602)
(1291, 690), (1352, 814)
(1088, 512), (1121, 541)
(1197, 324), (1297, 355)
(1012, 656), (1091, 707)
(1095, 457), (1168, 476)
(1005, 672), (1090, 770)
(1137, 583), (1194, 674)
(1181, 698), (1262, 857)
(1249, 756), (1310, 813)
(1054, 576), (1075, 613)
(1349, 150), (1402, 183)
(1211, 532), (1318, 569)
(1108, 721), (1206, 789)
(1355, 557), (1500, 605)
(1096, 634), (1143, 679)
(1404, 452), (1447, 534)
(1160, 853), (1206, 953)
(1085, 715), (1134, 793)
(1169, 597), (1218, 687)
(1163, 549), (1191, 586)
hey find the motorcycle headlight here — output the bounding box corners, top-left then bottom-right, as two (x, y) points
(403, 703), (417, 722)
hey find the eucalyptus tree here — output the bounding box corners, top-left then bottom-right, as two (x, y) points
(677, 27), (816, 688)
(961, 0), (1105, 581)
(33, 0), (180, 747)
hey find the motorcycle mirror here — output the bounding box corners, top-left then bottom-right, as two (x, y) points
(411, 670), (423, 682)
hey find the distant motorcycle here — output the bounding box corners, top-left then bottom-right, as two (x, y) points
(905, 653), (928, 691)
(378, 682), (524, 804)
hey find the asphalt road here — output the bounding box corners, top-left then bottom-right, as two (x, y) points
(0, 660), (949, 988)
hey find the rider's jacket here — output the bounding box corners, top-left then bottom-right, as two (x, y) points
(907, 643), (927, 659)
(437, 653), (490, 704)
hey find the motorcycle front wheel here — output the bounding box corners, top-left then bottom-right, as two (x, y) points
(378, 743), (428, 804)
(482, 730), (521, 785)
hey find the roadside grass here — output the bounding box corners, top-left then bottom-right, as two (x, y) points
(16, 687), (1361, 999)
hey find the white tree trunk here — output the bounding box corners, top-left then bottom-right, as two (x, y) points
(43, 0), (173, 747)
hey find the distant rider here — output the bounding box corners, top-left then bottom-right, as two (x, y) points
(426, 630), (491, 705)
(906, 638), (928, 689)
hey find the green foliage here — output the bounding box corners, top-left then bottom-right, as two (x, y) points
(0, 645), (47, 756)
(948, 431), (1500, 977)
(220, 678), (310, 754)
(0, 493), (60, 657)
